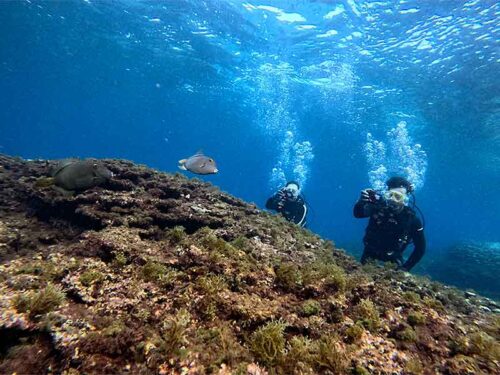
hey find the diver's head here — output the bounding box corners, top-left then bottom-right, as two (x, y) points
(284, 181), (300, 199)
(383, 187), (408, 209)
(384, 176), (413, 210)
(386, 176), (413, 193)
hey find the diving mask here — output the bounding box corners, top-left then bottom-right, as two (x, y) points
(284, 184), (300, 199)
(383, 188), (408, 206)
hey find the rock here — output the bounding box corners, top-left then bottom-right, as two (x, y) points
(0, 154), (499, 375)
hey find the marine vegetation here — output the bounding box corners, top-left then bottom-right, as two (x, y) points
(0, 155), (499, 374)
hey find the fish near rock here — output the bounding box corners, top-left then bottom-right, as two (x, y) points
(178, 152), (218, 175)
(50, 159), (113, 191)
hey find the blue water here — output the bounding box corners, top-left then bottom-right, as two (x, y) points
(1, 1), (499, 294)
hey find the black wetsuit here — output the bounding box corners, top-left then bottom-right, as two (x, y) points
(353, 199), (425, 271)
(266, 190), (308, 227)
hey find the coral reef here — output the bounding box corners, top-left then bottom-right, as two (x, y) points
(0, 154), (499, 374)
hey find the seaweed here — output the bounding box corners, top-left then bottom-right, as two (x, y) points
(140, 260), (179, 287)
(405, 356), (424, 374)
(158, 309), (191, 358)
(281, 336), (315, 374)
(165, 225), (186, 244)
(468, 331), (500, 361)
(313, 334), (347, 374)
(12, 284), (65, 318)
(301, 300), (321, 317)
(302, 262), (346, 292)
(79, 270), (104, 287)
(352, 299), (380, 332)
(396, 325), (417, 342)
(194, 325), (250, 370)
(402, 291), (421, 304)
(407, 310), (426, 326)
(249, 319), (286, 367)
(113, 252), (128, 267)
(275, 262), (302, 291)
(345, 323), (364, 344)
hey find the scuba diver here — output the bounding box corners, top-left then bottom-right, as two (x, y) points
(266, 181), (308, 227)
(353, 176), (426, 272)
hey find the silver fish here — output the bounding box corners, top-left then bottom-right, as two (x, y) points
(178, 152), (218, 175)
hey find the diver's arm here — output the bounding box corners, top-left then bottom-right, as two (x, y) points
(402, 227), (426, 271)
(266, 190), (287, 210)
(353, 200), (371, 218)
(265, 195), (279, 210)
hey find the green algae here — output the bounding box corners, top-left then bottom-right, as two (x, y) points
(405, 357), (424, 374)
(79, 270), (104, 287)
(313, 334), (347, 374)
(194, 325), (250, 370)
(302, 262), (346, 291)
(402, 291), (421, 304)
(352, 366), (370, 375)
(396, 326), (418, 342)
(13, 284), (65, 318)
(15, 260), (64, 282)
(352, 299), (380, 332)
(468, 331), (500, 361)
(275, 262), (302, 291)
(197, 273), (227, 296)
(301, 300), (321, 317)
(281, 336), (315, 373)
(165, 225), (186, 244)
(249, 319), (286, 367)
(407, 310), (426, 326)
(345, 323), (364, 343)
(158, 309), (191, 358)
(113, 251), (128, 267)
(140, 260), (180, 287)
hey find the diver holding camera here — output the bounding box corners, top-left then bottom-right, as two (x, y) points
(266, 181), (308, 227)
(354, 176), (426, 272)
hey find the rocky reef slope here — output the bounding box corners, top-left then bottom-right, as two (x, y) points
(0, 154), (498, 375)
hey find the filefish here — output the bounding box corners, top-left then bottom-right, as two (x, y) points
(178, 152), (218, 175)
(50, 159), (113, 191)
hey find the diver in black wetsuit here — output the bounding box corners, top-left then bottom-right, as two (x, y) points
(266, 181), (308, 227)
(353, 176), (426, 272)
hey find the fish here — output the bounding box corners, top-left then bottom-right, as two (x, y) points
(178, 152), (218, 175)
(50, 159), (113, 191)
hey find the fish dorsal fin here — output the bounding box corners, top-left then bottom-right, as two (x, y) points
(194, 149), (204, 156)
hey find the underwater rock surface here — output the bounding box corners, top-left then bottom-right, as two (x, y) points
(0, 154), (498, 374)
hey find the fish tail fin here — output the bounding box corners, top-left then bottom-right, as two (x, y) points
(178, 159), (187, 170)
(178, 165), (187, 171)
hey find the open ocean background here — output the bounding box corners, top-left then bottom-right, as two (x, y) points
(1, 0), (499, 299)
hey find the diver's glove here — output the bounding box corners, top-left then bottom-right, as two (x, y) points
(360, 189), (375, 203)
(277, 189), (287, 209)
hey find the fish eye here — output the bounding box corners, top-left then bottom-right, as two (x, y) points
(209, 158), (213, 162)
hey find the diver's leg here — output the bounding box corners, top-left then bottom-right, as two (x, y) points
(360, 249), (375, 264)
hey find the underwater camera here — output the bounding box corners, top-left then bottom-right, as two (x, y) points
(368, 189), (385, 204)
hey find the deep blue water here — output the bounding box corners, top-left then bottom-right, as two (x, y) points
(1, 1), (499, 296)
